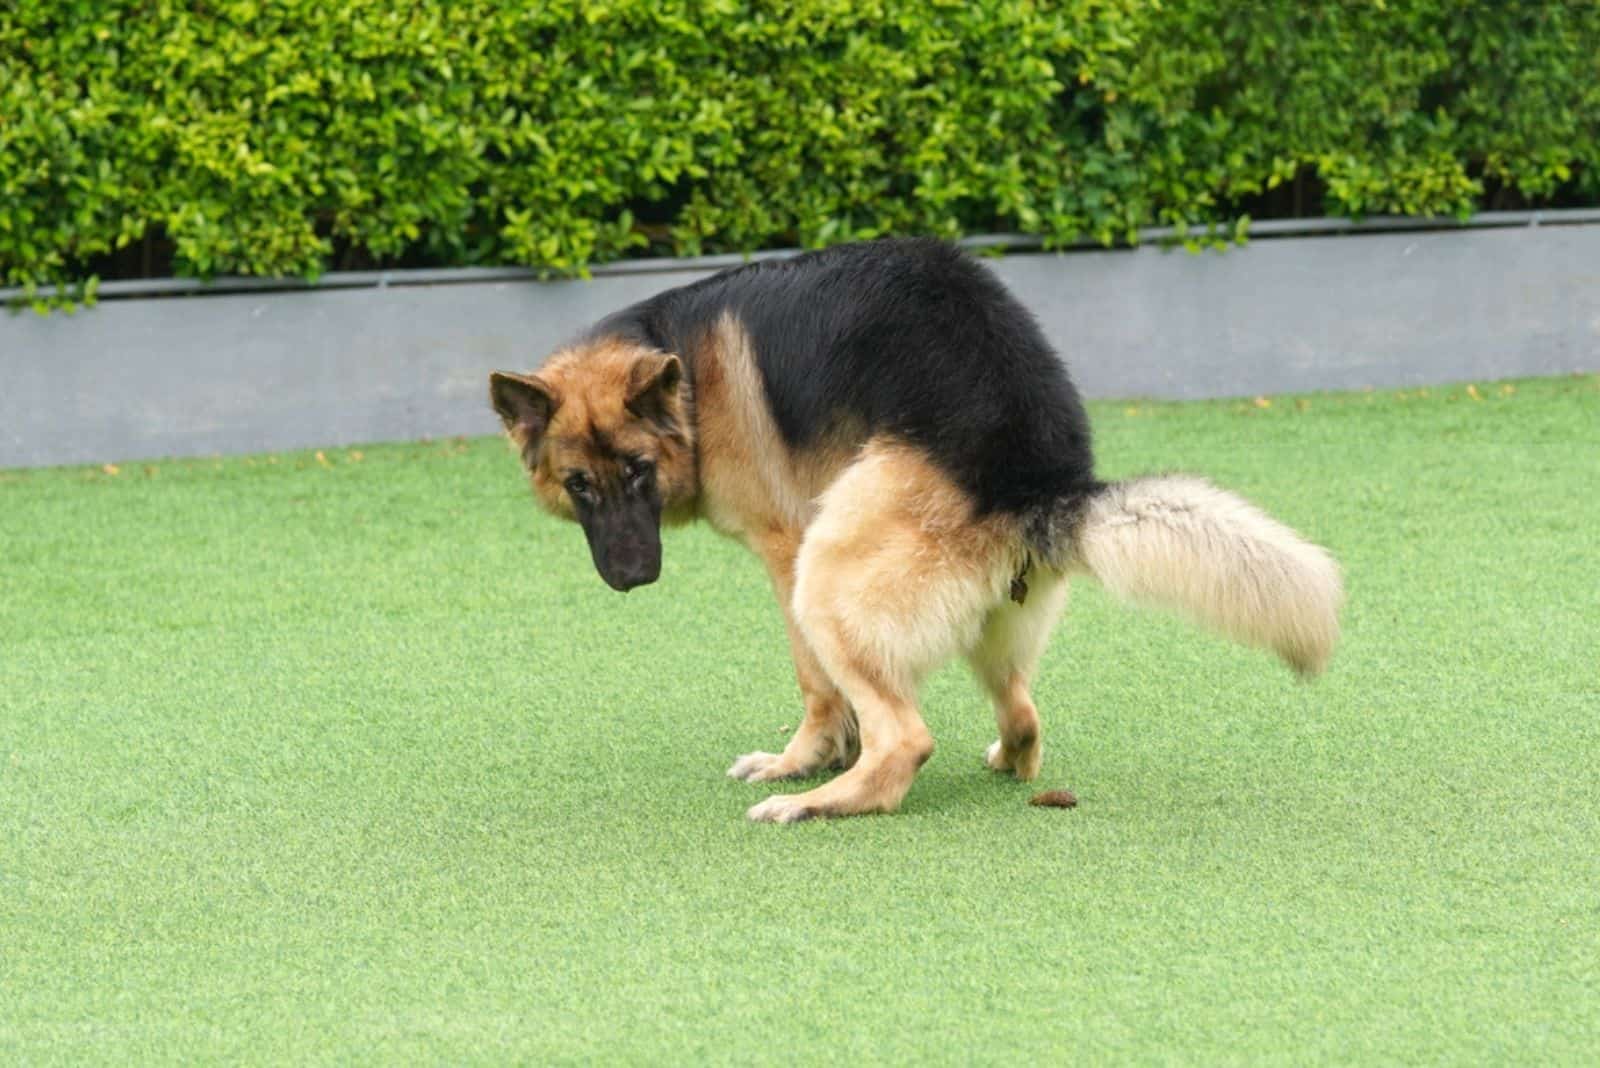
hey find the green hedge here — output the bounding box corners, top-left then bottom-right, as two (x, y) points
(3, 1), (1597, 299)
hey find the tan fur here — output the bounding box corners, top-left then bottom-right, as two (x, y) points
(968, 567), (1071, 781)
(745, 442), (1025, 821)
(724, 526), (859, 782)
(1069, 474), (1344, 676)
(691, 314), (865, 784)
(693, 313), (856, 539)
(495, 338), (698, 526)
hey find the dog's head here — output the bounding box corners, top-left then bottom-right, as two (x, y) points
(490, 339), (695, 592)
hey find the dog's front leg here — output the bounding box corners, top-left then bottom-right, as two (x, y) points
(727, 532), (859, 782)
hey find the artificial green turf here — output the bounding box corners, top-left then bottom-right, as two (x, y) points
(3, 375), (1597, 1063)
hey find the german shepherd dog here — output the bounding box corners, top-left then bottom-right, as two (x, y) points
(490, 239), (1342, 822)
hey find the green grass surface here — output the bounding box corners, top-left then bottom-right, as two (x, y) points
(3, 376), (1598, 1063)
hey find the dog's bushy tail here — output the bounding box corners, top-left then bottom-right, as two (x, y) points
(1048, 475), (1343, 676)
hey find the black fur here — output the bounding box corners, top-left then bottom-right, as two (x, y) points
(594, 238), (1100, 518)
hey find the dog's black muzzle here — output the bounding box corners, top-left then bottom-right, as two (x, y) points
(579, 495), (663, 592)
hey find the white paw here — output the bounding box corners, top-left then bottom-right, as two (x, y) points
(727, 751), (788, 782)
(746, 794), (817, 823)
(985, 739), (1041, 780)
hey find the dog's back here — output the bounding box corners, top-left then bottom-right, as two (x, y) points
(603, 238), (1099, 515)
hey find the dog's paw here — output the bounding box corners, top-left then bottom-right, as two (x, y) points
(985, 739), (1041, 781)
(727, 751), (805, 782)
(746, 794), (818, 823)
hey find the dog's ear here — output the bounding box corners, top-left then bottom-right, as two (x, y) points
(624, 353), (683, 423)
(489, 371), (558, 450)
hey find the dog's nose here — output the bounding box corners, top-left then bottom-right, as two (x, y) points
(603, 560), (660, 592)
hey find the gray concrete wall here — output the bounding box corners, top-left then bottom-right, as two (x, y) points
(3, 223), (1598, 468)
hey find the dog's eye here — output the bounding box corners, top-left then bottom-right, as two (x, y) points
(624, 459), (653, 486)
(564, 473), (592, 498)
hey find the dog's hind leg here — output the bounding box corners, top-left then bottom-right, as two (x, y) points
(746, 442), (1019, 822)
(727, 530), (859, 783)
(966, 568), (1070, 781)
